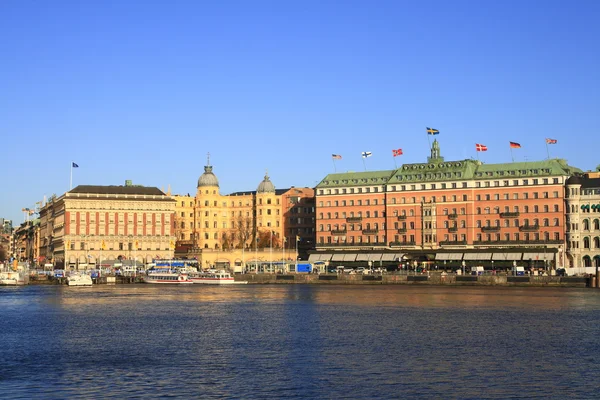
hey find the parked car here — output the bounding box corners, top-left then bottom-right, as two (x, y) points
(356, 267), (368, 274)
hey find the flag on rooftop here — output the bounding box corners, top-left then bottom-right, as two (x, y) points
(72, 162), (79, 168)
(361, 151), (372, 158)
(332, 154), (342, 159)
(475, 143), (488, 152)
(509, 141), (521, 148)
(426, 127), (439, 135)
(392, 148), (403, 157)
(546, 138), (557, 144)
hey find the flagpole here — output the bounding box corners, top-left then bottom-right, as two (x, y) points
(427, 133), (431, 151)
(393, 156), (397, 169)
(510, 148), (514, 163)
(545, 140), (550, 159)
(70, 162), (73, 190)
(332, 158), (337, 172)
(362, 157), (367, 171)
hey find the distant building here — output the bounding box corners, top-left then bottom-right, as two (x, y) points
(314, 139), (581, 270)
(38, 181), (176, 269)
(1, 218), (13, 234)
(565, 171), (600, 269)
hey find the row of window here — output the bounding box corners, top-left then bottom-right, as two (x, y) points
(319, 204), (562, 220)
(319, 218), (561, 232)
(318, 192), (561, 207)
(317, 231), (562, 244)
(568, 237), (600, 249)
(319, 177), (562, 195)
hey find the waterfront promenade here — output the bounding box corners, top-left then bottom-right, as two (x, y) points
(28, 271), (595, 288)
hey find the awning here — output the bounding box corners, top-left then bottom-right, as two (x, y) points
(380, 253), (397, 261)
(492, 253), (522, 261)
(435, 253), (449, 260)
(308, 254), (320, 262)
(318, 254), (333, 261)
(463, 253), (492, 261)
(369, 254), (383, 261)
(447, 253), (463, 260)
(343, 254), (358, 262)
(331, 253), (345, 261)
(356, 254), (370, 261)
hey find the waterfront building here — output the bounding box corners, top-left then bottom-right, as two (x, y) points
(565, 169), (600, 269)
(172, 159), (315, 268)
(314, 139), (582, 270)
(38, 181), (176, 269)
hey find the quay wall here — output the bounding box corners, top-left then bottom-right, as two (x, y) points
(27, 273), (593, 288)
(239, 273), (591, 288)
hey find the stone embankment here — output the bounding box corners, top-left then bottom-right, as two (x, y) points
(238, 272), (592, 287)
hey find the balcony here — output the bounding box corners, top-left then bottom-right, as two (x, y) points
(318, 242), (387, 248)
(389, 241), (416, 247)
(481, 226), (501, 232)
(519, 224), (540, 232)
(447, 213), (458, 219)
(472, 239), (560, 245)
(500, 212), (520, 218)
(448, 227), (458, 232)
(330, 230), (347, 235)
(346, 217), (362, 223)
(362, 229), (379, 235)
(397, 215), (407, 220)
(439, 240), (467, 246)
(397, 228), (407, 233)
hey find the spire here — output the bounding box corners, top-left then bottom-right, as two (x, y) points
(207, 152), (211, 166)
(427, 139), (444, 163)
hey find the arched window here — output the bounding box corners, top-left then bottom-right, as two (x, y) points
(476, 207), (481, 215)
(583, 219), (590, 230)
(543, 218), (549, 227)
(594, 237), (600, 249)
(583, 237), (590, 249)
(594, 219), (600, 230)
(553, 218), (560, 226)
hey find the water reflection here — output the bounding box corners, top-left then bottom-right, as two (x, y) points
(1, 285), (600, 399)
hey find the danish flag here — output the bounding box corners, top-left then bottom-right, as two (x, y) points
(392, 148), (403, 157)
(475, 143), (488, 152)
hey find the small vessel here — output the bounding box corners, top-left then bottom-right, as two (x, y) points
(0, 270), (28, 286)
(66, 272), (93, 286)
(143, 269), (193, 284)
(189, 270), (248, 285)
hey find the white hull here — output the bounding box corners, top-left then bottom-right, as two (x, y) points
(67, 274), (93, 286)
(189, 270), (247, 285)
(0, 272), (28, 286)
(144, 272), (193, 284)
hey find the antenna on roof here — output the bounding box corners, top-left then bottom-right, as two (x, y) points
(207, 152), (210, 166)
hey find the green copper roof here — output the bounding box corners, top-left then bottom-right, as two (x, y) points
(316, 170), (396, 188)
(317, 158), (582, 188)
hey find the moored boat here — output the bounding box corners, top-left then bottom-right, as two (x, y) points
(0, 270), (28, 286)
(66, 272), (93, 286)
(143, 269), (193, 284)
(189, 270), (247, 285)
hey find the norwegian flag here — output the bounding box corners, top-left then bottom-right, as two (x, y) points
(475, 143), (488, 152)
(392, 148), (403, 157)
(546, 138), (557, 144)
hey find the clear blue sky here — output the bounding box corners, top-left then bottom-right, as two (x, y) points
(1, 0), (599, 226)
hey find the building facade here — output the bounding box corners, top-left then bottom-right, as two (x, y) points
(565, 170), (600, 269)
(172, 161), (315, 265)
(38, 182), (176, 269)
(314, 140), (581, 270)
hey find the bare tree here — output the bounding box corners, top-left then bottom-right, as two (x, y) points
(234, 215), (254, 249)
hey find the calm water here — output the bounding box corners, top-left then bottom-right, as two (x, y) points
(1, 284), (599, 399)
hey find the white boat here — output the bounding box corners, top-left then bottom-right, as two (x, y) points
(67, 272), (93, 286)
(144, 270), (193, 284)
(189, 270), (248, 285)
(0, 270), (28, 286)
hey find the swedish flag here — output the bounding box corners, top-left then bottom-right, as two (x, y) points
(426, 127), (439, 135)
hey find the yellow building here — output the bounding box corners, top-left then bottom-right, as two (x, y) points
(172, 160), (315, 268)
